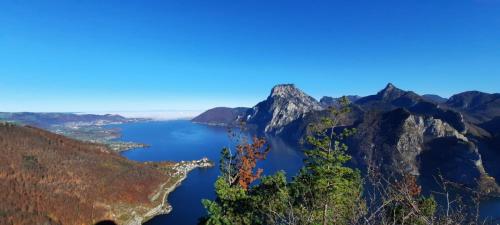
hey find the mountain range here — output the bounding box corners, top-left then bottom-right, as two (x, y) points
(0, 112), (138, 128)
(193, 83), (500, 194)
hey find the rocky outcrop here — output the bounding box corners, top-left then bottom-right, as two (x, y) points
(353, 108), (492, 190)
(477, 117), (500, 186)
(247, 84), (323, 134)
(409, 101), (468, 133)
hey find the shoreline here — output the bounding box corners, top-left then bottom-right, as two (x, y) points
(110, 142), (150, 153)
(192, 121), (232, 127)
(138, 158), (214, 225)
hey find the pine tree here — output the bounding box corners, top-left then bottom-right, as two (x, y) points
(290, 96), (364, 225)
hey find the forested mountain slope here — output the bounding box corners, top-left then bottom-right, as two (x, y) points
(0, 123), (178, 225)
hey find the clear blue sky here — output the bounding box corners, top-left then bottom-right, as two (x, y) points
(1, 0), (499, 112)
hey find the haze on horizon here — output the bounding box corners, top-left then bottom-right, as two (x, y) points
(1, 0), (499, 113)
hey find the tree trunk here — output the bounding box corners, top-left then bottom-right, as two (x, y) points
(323, 203), (328, 225)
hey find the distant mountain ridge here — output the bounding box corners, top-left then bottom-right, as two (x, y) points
(445, 91), (500, 123)
(320, 95), (361, 108)
(0, 112), (150, 152)
(192, 107), (250, 126)
(355, 83), (424, 110)
(422, 94), (448, 104)
(0, 112), (137, 128)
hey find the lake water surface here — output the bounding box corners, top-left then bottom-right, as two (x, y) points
(114, 120), (499, 224)
(114, 120), (304, 225)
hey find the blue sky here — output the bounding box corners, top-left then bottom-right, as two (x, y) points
(1, 0), (499, 113)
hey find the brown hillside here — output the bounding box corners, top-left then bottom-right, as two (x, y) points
(0, 123), (176, 225)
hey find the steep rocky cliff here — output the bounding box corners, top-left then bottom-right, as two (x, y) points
(246, 84), (323, 134)
(477, 117), (500, 186)
(352, 108), (496, 191)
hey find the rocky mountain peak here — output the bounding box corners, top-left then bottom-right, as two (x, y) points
(377, 82), (405, 98)
(356, 83), (422, 110)
(270, 84), (303, 98)
(385, 82), (396, 90)
(266, 84), (322, 111)
(248, 84), (323, 134)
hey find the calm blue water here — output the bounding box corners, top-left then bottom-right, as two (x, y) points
(113, 120), (500, 224)
(480, 199), (500, 221)
(113, 120), (304, 225)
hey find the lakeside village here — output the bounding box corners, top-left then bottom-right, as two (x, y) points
(172, 157), (214, 176)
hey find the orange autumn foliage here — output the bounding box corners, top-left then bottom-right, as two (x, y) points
(235, 137), (270, 190)
(397, 174), (422, 198)
(0, 123), (176, 225)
